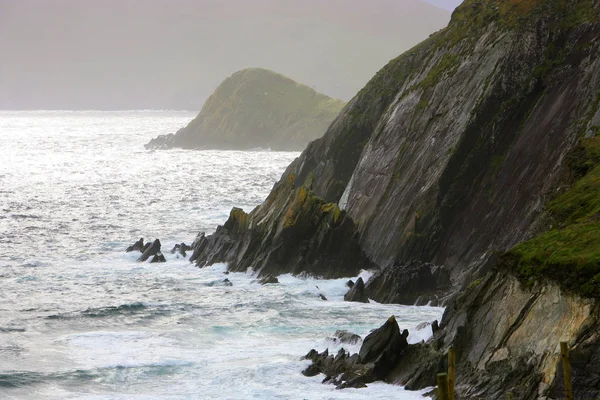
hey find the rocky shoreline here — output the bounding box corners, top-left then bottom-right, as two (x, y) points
(136, 0), (600, 398)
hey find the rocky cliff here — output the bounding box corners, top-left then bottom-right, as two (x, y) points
(192, 0), (600, 297)
(145, 68), (345, 151)
(189, 0), (600, 397)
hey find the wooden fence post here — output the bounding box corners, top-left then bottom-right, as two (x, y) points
(560, 341), (573, 400)
(448, 347), (456, 400)
(437, 373), (449, 400)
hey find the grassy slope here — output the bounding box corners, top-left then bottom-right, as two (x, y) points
(508, 136), (600, 298)
(188, 68), (346, 149)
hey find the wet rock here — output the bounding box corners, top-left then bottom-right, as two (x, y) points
(207, 278), (233, 287)
(256, 274), (279, 285)
(302, 363), (322, 377)
(190, 192), (376, 278)
(344, 277), (368, 303)
(149, 253), (166, 263)
(333, 330), (361, 345)
(301, 317), (409, 389)
(431, 320), (439, 334)
(359, 316), (407, 364)
(170, 242), (191, 257)
(346, 280), (355, 288)
(126, 238), (144, 252)
(319, 294), (328, 301)
(189, 232), (209, 263)
(138, 239), (161, 262)
(364, 262), (451, 305)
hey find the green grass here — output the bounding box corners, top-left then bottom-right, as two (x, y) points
(507, 137), (600, 299)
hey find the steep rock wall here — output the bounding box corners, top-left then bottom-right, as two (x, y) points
(192, 1), (600, 292)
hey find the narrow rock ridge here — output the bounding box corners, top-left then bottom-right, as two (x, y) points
(190, 181), (375, 278)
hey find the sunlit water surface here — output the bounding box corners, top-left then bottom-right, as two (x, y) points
(0, 111), (442, 399)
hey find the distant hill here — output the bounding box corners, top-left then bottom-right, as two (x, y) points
(0, 0), (450, 110)
(145, 68), (345, 151)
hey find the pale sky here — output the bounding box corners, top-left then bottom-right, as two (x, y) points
(0, 0), (453, 110)
(423, 0), (462, 10)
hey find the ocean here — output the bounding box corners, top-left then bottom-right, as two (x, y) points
(0, 111), (443, 399)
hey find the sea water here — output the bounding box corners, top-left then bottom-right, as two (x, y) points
(0, 111), (443, 399)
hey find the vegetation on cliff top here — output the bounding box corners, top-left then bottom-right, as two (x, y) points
(146, 68), (346, 151)
(507, 136), (600, 299)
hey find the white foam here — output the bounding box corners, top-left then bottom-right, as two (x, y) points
(0, 111), (443, 400)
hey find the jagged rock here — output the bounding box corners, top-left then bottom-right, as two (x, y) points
(149, 253), (166, 263)
(222, 278), (233, 286)
(170, 242), (191, 257)
(359, 316), (407, 364)
(191, 196), (376, 278)
(346, 280), (355, 288)
(189, 232), (208, 263)
(333, 330), (361, 345)
(431, 320), (439, 335)
(126, 238), (144, 252)
(138, 239), (161, 262)
(256, 274), (279, 285)
(301, 317), (410, 389)
(318, 294), (328, 301)
(364, 262), (451, 305)
(344, 277), (368, 303)
(301, 363), (321, 377)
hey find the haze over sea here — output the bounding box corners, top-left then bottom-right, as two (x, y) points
(0, 111), (443, 399)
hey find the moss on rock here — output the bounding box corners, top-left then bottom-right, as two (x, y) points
(506, 137), (600, 299)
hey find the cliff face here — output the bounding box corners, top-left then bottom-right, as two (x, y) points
(377, 270), (600, 399)
(145, 68), (345, 151)
(188, 1), (600, 397)
(193, 0), (600, 290)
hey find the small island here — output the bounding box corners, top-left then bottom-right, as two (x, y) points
(145, 68), (346, 151)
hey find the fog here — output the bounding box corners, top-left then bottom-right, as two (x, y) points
(0, 0), (453, 110)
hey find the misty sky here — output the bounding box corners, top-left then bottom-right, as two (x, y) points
(423, 0), (462, 10)
(0, 0), (454, 110)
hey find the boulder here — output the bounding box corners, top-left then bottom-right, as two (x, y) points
(222, 278), (233, 286)
(149, 253), (166, 263)
(344, 277), (368, 303)
(319, 294), (328, 301)
(346, 280), (355, 288)
(126, 238), (144, 252)
(138, 239), (161, 262)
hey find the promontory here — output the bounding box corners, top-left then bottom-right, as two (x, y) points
(145, 68), (345, 151)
